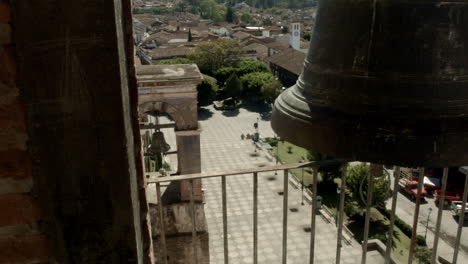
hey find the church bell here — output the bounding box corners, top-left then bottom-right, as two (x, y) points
(149, 131), (171, 155)
(271, 0), (468, 167)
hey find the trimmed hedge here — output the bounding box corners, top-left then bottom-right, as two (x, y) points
(378, 208), (427, 247)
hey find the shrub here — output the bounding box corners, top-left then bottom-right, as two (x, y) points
(264, 137), (278, 147)
(236, 59), (270, 77)
(240, 72), (276, 97)
(197, 75), (219, 105)
(224, 73), (243, 99)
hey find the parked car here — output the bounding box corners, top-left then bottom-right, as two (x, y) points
(436, 189), (464, 206)
(451, 201), (468, 217)
(399, 179), (427, 202)
(213, 98), (240, 110)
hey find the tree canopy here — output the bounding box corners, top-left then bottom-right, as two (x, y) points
(236, 59), (270, 76)
(225, 5), (235, 23)
(261, 79), (281, 103)
(197, 75), (219, 105)
(224, 73), (243, 99)
(240, 72), (276, 96)
(345, 163), (391, 216)
(188, 39), (243, 74)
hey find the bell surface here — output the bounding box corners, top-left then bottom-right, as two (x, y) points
(271, 0), (468, 167)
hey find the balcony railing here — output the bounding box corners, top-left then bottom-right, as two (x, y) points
(146, 161), (468, 264)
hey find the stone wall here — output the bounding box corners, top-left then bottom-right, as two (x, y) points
(0, 0), (49, 263)
(4, 0), (152, 263)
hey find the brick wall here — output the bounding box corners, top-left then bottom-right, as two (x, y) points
(0, 1), (49, 263)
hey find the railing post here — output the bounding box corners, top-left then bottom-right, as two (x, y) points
(253, 172), (258, 264)
(156, 182), (168, 264)
(190, 179), (198, 264)
(385, 166), (400, 264)
(282, 169), (289, 264)
(309, 167), (319, 264)
(431, 167), (448, 263)
(336, 163), (348, 264)
(408, 168), (425, 264)
(452, 173), (468, 264)
(362, 164), (377, 264)
(222, 176), (228, 264)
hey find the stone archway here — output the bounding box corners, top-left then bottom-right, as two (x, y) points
(136, 64), (208, 263)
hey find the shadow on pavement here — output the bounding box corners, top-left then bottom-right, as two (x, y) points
(198, 107), (214, 120)
(221, 108), (240, 117)
(241, 101), (272, 121)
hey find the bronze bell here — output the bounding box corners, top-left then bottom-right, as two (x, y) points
(271, 0), (468, 167)
(149, 131), (171, 154)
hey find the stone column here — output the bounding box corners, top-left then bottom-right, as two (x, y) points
(176, 130), (203, 202)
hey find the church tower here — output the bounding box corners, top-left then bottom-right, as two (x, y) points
(290, 23), (301, 50)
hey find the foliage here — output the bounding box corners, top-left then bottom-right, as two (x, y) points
(154, 58), (194, 65)
(415, 246), (432, 263)
(224, 73), (243, 99)
(261, 79), (281, 103)
(214, 66), (238, 84)
(378, 208), (428, 247)
(197, 75), (219, 105)
(188, 39), (243, 75)
(175, 1), (189, 12)
(345, 163), (391, 216)
(303, 32), (311, 41)
(240, 13), (253, 24)
(264, 137), (278, 147)
(188, 29), (193, 42)
(133, 7), (174, 15)
(200, 0), (226, 21)
(262, 17), (273, 26)
(225, 5), (235, 23)
(306, 150), (341, 182)
(240, 72), (276, 96)
(236, 59), (270, 76)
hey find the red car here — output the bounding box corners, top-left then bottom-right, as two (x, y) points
(400, 179), (427, 202)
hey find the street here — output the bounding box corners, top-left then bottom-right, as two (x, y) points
(386, 168), (468, 262)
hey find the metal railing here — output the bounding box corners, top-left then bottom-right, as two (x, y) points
(146, 161), (468, 264)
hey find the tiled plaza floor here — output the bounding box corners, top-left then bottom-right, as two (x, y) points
(152, 104), (384, 263)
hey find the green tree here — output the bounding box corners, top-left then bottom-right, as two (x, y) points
(263, 17), (273, 26)
(175, 0), (188, 12)
(200, 0), (226, 21)
(188, 28), (193, 42)
(303, 32), (311, 41)
(226, 5), (235, 23)
(261, 79), (281, 103)
(188, 39), (243, 74)
(240, 13), (253, 24)
(240, 72), (276, 96)
(214, 66), (238, 84)
(345, 163), (391, 216)
(306, 150), (341, 182)
(197, 75), (219, 105)
(415, 246), (432, 264)
(236, 58), (270, 76)
(224, 73), (243, 99)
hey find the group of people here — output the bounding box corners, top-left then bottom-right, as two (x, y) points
(241, 133), (254, 140)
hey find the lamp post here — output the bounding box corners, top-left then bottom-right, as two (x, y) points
(336, 187), (340, 226)
(301, 168), (305, 205)
(425, 207), (433, 239)
(275, 134), (279, 175)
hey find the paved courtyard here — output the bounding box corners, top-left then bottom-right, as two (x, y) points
(154, 104), (384, 263)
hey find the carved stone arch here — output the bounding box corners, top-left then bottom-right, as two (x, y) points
(138, 100), (197, 131)
(139, 101), (182, 127)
